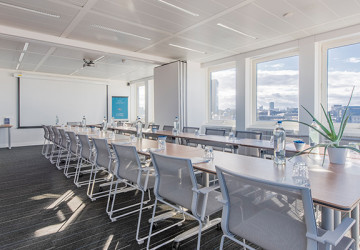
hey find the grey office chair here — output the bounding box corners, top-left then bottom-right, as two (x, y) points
(63, 131), (80, 178)
(235, 131), (262, 157)
(205, 128), (226, 136)
(41, 125), (50, 156)
(216, 165), (355, 250)
(74, 134), (96, 187)
(108, 143), (155, 245)
(147, 153), (222, 250)
(87, 138), (116, 201)
(44, 125), (54, 159)
(182, 127), (200, 146)
(148, 124), (160, 130)
(56, 129), (69, 170)
(49, 127), (62, 165)
(162, 125), (175, 143)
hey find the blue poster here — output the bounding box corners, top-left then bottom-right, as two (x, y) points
(112, 96), (128, 119)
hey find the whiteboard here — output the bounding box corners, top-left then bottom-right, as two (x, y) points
(19, 77), (107, 127)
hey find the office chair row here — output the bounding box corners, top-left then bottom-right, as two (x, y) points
(40, 125), (355, 250)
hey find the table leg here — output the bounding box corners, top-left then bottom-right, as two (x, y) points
(351, 204), (359, 249)
(334, 210), (341, 227)
(8, 127), (11, 149)
(321, 207), (334, 230)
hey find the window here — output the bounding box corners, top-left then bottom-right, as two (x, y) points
(136, 84), (146, 120)
(327, 42), (360, 124)
(209, 67), (236, 121)
(254, 55), (299, 122)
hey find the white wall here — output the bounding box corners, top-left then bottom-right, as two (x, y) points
(0, 69), (129, 148)
(108, 80), (130, 121)
(186, 61), (207, 128)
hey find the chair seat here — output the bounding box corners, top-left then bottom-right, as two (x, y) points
(197, 189), (222, 217)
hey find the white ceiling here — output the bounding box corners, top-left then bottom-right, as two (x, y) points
(1, 0), (360, 81)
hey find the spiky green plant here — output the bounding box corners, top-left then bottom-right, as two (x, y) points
(286, 86), (360, 165)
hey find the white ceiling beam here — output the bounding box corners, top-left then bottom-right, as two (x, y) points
(0, 24), (172, 64)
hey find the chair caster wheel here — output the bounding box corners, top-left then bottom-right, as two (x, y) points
(172, 241), (180, 250)
(216, 223), (222, 231)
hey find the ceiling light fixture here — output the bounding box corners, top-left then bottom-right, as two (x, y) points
(16, 63), (20, 70)
(169, 43), (206, 54)
(158, 0), (199, 17)
(23, 42), (29, 52)
(19, 53), (25, 63)
(93, 56), (105, 62)
(91, 24), (151, 41)
(0, 2), (60, 18)
(217, 23), (257, 39)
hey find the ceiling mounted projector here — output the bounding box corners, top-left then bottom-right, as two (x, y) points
(83, 58), (95, 68)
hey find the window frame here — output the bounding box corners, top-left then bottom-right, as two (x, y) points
(207, 62), (236, 125)
(249, 50), (300, 130)
(321, 37), (360, 133)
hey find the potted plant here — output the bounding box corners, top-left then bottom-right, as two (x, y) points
(286, 86), (360, 165)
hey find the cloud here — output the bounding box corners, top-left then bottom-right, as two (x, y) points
(347, 57), (360, 63)
(270, 63), (284, 69)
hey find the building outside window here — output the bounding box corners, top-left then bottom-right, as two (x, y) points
(137, 84), (146, 120)
(255, 55), (299, 122)
(209, 67), (236, 121)
(327, 42), (360, 124)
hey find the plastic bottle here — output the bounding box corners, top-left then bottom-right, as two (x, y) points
(173, 116), (180, 134)
(82, 115), (86, 128)
(55, 115), (59, 125)
(110, 117), (115, 127)
(309, 119), (320, 153)
(102, 116), (107, 131)
(136, 116), (143, 138)
(273, 121), (286, 165)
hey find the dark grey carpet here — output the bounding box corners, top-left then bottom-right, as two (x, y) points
(0, 145), (247, 250)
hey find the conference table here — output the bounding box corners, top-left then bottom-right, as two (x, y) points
(0, 124), (12, 149)
(67, 126), (360, 248)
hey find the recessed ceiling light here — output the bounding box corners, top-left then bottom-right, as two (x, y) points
(169, 44), (206, 54)
(158, 0), (199, 17)
(217, 23), (257, 39)
(0, 2), (60, 18)
(19, 53), (25, 63)
(23, 42), (29, 52)
(91, 24), (151, 41)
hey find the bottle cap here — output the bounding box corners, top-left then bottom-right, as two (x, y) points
(277, 121), (282, 124)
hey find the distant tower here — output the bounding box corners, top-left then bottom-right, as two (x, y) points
(269, 102), (275, 110)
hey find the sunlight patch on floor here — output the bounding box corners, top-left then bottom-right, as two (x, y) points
(46, 190), (74, 210)
(67, 196), (83, 212)
(30, 193), (61, 201)
(102, 234), (114, 250)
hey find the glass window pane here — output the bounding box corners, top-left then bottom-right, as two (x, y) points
(328, 43), (360, 124)
(137, 85), (145, 119)
(256, 56), (299, 121)
(210, 68), (236, 120)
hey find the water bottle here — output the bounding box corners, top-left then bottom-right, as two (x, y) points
(102, 116), (107, 131)
(173, 116), (180, 134)
(55, 115), (59, 125)
(273, 121), (286, 165)
(309, 120), (320, 153)
(136, 116), (143, 138)
(82, 115), (86, 128)
(110, 117), (115, 127)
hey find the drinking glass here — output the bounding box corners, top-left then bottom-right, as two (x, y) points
(292, 162), (309, 187)
(158, 136), (167, 150)
(204, 146), (214, 160)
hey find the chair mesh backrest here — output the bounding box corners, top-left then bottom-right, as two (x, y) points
(112, 144), (141, 185)
(42, 125), (49, 139)
(163, 125), (174, 131)
(48, 126), (54, 141)
(148, 124), (160, 130)
(183, 127), (199, 133)
(216, 166), (317, 250)
(52, 127), (60, 144)
(66, 131), (78, 154)
(58, 129), (68, 148)
(92, 138), (111, 169)
(78, 134), (92, 160)
(235, 131), (262, 140)
(205, 128), (225, 136)
(235, 131), (262, 157)
(151, 153), (195, 210)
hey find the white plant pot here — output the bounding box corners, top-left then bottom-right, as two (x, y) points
(328, 147), (348, 165)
